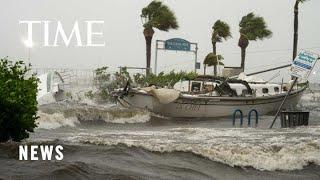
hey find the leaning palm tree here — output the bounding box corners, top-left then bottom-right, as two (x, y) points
(293, 0), (308, 60)
(203, 53), (224, 76)
(141, 1), (178, 75)
(212, 20), (232, 55)
(238, 12), (272, 72)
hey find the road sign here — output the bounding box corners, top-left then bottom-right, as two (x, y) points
(164, 38), (191, 51)
(291, 50), (319, 79)
(195, 62), (201, 69)
(155, 39), (198, 74)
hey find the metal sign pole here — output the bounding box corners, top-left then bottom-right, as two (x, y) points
(154, 40), (159, 75)
(269, 77), (298, 128)
(194, 44), (198, 73)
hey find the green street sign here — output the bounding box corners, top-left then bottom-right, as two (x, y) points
(165, 38), (191, 51)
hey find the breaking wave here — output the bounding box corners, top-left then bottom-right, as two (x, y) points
(67, 127), (320, 171)
(36, 104), (150, 129)
(103, 113), (150, 124)
(298, 90), (320, 112)
(37, 111), (79, 129)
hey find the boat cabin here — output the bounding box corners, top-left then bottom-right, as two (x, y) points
(173, 78), (282, 97)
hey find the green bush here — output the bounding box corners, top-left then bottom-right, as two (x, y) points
(133, 70), (198, 88)
(93, 67), (198, 101)
(0, 58), (38, 142)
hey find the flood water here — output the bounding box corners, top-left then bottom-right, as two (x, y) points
(1, 90), (320, 179)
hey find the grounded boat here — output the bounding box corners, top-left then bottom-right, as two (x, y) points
(113, 74), (307, 118)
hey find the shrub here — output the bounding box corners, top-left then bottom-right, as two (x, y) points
(93, 67), (198, 101)
(0, 58), (38, 142)
(133, 70), (198, 88)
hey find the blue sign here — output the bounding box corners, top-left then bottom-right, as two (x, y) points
(165, 38), (191, 51)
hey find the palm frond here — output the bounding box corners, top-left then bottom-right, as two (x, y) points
(212, 20), (232, 41)
(297, 0), (308, 3)
(239, 12), (272, 41)
(203, 53), (224, 66)
(141, 0), (178, 31)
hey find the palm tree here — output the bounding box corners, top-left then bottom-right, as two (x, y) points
(238, 12), (272, 72)
(293, 0), (308, 60)
(203, 53), (224, 76)
(141, 1), (178, 75)
(212, 20), (232, 55)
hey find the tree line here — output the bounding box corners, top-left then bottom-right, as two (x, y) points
(141, 0), (309, 76)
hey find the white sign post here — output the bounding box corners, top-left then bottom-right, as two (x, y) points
(270, 50), (319, 128)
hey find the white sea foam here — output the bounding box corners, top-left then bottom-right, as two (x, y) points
(68, 126), (320, 171)
(103, 113), (150, 124)
(36, 111), (80, 129)
(36, 107), (150, 128)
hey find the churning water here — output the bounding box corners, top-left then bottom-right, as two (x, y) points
(1, 90), (320, 180)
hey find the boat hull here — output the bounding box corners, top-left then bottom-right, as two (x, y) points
(117, 87), (305, 118)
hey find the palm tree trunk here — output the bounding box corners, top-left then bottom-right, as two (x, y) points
(293, 1), (299, 61)
(204, 64), (206, 75)
(240, 47), (246, 72)
(212, 42), (217, 55)
(212, 41), (217, 76)
(145, 36), (152, 75)
(238, 34), (249, 73)
(143, 28), (154, 75)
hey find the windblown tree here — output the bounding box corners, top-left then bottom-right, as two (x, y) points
(141, 0), (178, 75)
(293, 0), (308, 60)
(203, 53), (224, 76)
(212, 20), (232, 55)
(0, 58), (38, 142)
(238, 13), (272, 72)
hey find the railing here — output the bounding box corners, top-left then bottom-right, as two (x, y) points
(232, 109), (259, 127)
(248, 109), (259, 126)
(232, 109), (243, 126)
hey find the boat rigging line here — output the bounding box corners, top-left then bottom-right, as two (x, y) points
(230, 64), (292, 78)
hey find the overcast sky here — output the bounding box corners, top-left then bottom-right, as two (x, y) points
(0, 0), (319, 82)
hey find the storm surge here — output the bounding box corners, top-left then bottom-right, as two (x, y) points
(36, 103), (150, 129)
(23, 90), (320, 176)
(67, 126), (320, 171)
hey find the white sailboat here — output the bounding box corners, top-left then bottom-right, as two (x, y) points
(113, 74), (306, 118)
